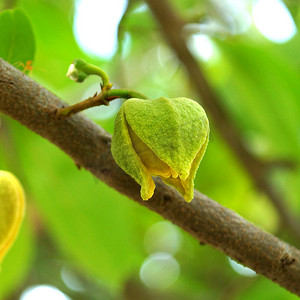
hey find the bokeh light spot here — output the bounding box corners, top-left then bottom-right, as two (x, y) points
(61, 265), (85, 293)
(20, 285), (71, 300)
(140, 252), (180, 289)
(252, 0), (296, 43)
(73, 0), (128, 58)
(144, 221), (181, 255)
(188, 34), (215, 61)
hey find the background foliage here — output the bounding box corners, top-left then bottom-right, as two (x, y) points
(0, 0), (299, 299)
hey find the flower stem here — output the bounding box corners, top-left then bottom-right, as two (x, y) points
(78, 61), (110, 87)
(69, 58), (111, 87)
(57, 89), (148, 118)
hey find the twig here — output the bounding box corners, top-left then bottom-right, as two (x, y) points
(56, 88), (148, 118)
(0, 59), (300, 295)
(58, 58), (149, 118)
(144, 0), (300, 241)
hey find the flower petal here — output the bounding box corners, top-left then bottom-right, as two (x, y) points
(0, 171), (25, 263)
(128, 124), (176, 178)
(162, 133), (209, 202)
(111, 106), (155, 200)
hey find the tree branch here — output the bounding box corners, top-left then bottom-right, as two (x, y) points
(144, 0), (300, 241)
(2, 0), (17, 10)
(0, 59), (300, 295)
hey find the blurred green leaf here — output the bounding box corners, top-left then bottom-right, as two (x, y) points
(238, 276), (299, 300)
(19, 0), (108, 92)
(0, 218), (34, 300)
(0, 8), (35, 68)
(215, 41), (300, 159)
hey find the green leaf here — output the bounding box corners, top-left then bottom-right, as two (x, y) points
(216, 41), (300, 159)
(239, 276), (299, 300)
(0, 218), (34, 299)
(19, 0), (103, 90)
(0, 8), (35, 68)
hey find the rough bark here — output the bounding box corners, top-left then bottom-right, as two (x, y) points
(0, 59), (300, 295)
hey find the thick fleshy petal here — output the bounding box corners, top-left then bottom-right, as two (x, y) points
(128, 124), (177, 178)
(111, 106), (155, 200)
(0, 171), (25, 263)
(164, 132), (209, 202)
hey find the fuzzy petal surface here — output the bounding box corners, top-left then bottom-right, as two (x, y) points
(111, 106), (155, 200)
(123, 97), (209, 180)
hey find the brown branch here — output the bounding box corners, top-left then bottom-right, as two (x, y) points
(1, 60), (300, 295)
(144, 0), (300, 241)
(2, 0), (17, 10)
(56, 93), (114, 118)
(56, 88), (148, 118)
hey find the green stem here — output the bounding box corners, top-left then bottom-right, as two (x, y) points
(72, 58), (111, 87)
(107, 89), (148, 100)
(56, 88), (148, 118)
(80, 62), (110, 87)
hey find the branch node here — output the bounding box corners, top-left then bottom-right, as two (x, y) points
(280, 253), (297, 269)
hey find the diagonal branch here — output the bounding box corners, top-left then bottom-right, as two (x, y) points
(144, 0), (300, 241)
(0, 60), (300, 295)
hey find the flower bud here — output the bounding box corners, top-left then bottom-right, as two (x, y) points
(66, 63), (88, 83)
(0, 171), (25, 263)
(111, 97), (209, 202)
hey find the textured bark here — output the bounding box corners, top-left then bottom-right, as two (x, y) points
(0, 59), (300, 295)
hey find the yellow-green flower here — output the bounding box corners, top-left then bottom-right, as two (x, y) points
(111, 97), (209, 202)
(0, 171), (25, 263)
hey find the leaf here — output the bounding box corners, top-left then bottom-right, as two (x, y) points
(215, 41), (300, 159)
(0, 8), (35, 68)
(240, 276), (299, 300)
(19, 0), (101, 90)
(0, 218), (34, 299)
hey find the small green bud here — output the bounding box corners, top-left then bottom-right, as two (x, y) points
(73, 58), (87, 70)
(111, 97), (209, 202)
(66, 63), (88, 83)
(66, 58), (110, 86)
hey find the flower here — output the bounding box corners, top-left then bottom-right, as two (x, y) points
(0, 171), (25, 263)
(111, 97), (209, 202)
